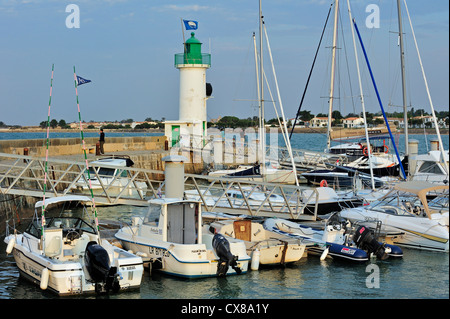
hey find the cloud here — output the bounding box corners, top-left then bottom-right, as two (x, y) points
(156, 4), (213, 12)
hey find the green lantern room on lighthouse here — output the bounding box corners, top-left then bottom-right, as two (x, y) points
(174, 32), (211, 67)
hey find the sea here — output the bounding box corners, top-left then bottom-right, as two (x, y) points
(0, 131), (448, 305)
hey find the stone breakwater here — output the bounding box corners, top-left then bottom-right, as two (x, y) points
(0, 135), (167, 157)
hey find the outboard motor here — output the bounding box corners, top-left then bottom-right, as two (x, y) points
(212, 232), (242, 277)
(353, 226), (389, 260)
(85, 241), (120, 293)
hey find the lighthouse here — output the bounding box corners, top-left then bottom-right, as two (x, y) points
(164, 32), (212, 148)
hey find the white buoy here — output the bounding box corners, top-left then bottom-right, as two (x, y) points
(251, 249), (260, 271)
(6, 236), (15, 254)
(320, 247), (329, 261)
(40, 268), (49, 290)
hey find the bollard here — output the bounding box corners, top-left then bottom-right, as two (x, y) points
(96, 142), (100, 155)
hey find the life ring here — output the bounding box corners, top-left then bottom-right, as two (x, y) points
(320, 180), (328, 187)
(384, 145), (389, 154)
(363, 147), (369, 156)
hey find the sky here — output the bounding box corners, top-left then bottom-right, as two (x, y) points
(0, 0), (448, 126)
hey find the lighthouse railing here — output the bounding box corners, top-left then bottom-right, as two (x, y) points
(174, 53), (211, 67)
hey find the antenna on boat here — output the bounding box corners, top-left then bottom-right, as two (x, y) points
(40, 63), (54, 251)
(73, 66), (100, 235)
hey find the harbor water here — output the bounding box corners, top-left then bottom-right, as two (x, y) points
(0, 132), (448, 300)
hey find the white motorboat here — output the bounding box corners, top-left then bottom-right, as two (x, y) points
(4, 195), (144, 296)
(206, 218), (307, 268)
(339, 181), (449, 252)
(410, 150), (449, 184)
(114, 198), (250, 278)
(70, 156), (148, 201)
(264, 214), (403, 262)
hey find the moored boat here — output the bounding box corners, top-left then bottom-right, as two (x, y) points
(70, 156), (148, 202)
(4, 195), (144, 295)
(264, 213), (403, 262)
(114, 198), (250, 278)
(206, 218), (307, 268)
(339, 181), (449, 252)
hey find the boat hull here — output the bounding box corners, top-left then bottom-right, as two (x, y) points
(302, 170), (385, 188)
(245, 240), (306, 265)
(115, 231), (250, 278)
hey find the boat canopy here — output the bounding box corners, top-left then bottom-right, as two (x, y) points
(35, 195), (93, 208)
(392, 181), (448, 195)
(387, 181), (449, 219)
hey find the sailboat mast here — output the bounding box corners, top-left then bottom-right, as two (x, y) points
(397, 0), (409, 158)
(327, 0), (339, 150)
(259, 0), (266, 171)
(346, 0), (375, 190)
(402, 0), (449, 176)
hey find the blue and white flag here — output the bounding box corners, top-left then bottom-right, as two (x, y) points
(76, 76), (91, 86)
(183, 19), (198, 30)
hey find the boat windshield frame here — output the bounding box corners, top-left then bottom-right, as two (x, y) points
(27, 199), (98, 238)
(370, 194), (423, 217)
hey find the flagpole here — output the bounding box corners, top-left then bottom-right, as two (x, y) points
(180, 18), (186, 51)
(41, 63), (54, 247)
(73, 66), (100, 234)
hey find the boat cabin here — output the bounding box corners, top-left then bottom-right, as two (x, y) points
(140, 199), (202, 245)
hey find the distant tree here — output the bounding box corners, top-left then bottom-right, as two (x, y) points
(297, 110), (313, 122)
(50, 119), (58, 129)
(373, 118), (384, 126)
(331, 110), (343, 120)
(217, 116), (240, 129)
(58, 119), (69, 129)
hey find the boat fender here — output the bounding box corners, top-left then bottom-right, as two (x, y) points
(6, 236), (15, 254)
(320, 247), (329, 261)
(40, 268), (49, 290)
(319, 180), (328, 187)
(251, 249), (260, 271)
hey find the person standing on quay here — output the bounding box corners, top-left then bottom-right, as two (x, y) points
(99, 128), (105, 154)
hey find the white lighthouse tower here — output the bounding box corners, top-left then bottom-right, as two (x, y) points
(164, 32), (212, 148)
